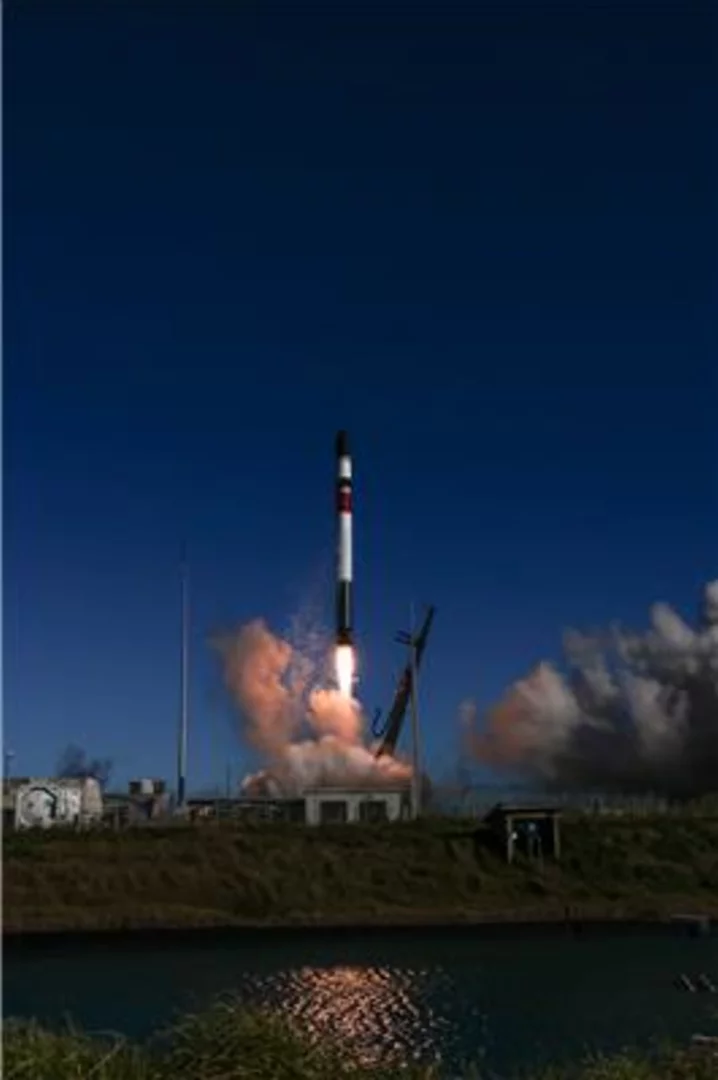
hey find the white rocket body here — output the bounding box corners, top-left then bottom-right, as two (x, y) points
(335, 430), (353, 647)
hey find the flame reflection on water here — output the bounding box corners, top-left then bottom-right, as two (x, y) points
(238, 964), (462, 1068)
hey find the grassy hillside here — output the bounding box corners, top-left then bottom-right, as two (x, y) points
(4, 815), (718, 934)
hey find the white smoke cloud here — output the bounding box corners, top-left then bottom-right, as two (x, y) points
(466, 581), (718, 798)
(214, 619), (411, 796)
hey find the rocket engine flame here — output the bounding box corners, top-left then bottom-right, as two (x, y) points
(335, 644), (355, 697)
(214, 619), (411, 796)
(464, 581), (718, 799)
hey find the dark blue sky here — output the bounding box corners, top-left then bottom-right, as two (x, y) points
(5, 2), (716, 790)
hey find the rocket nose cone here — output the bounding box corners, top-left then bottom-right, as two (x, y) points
(335, 430), (350, 457)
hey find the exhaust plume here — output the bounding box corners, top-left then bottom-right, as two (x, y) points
(214, 619), (411, 796)
(55, 743), (113, 788)
(466, 582), (718, 799)
(335, 644), (355, 697)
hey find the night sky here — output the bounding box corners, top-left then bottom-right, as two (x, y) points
(5, 2), (716, 790)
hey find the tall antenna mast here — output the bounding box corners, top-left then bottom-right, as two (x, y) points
(177, 550), (189, 808)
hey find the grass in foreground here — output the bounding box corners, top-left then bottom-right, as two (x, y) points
(3, 999), (717, 1080)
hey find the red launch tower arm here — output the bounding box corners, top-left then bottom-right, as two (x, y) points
(373, 606), (436, 758)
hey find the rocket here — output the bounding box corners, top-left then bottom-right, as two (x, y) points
(335, 429), (353, 648)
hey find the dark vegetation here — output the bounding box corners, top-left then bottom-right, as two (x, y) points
(5, 813), (718, 933)
(4, 999), (717, 1079)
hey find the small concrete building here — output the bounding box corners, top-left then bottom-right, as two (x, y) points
(11, 777), (103, 829)
(485, 802), (562, 864)
(103, 779), (170, 826)
(304, 786), (411, 826)
(127, 778), (170, 820)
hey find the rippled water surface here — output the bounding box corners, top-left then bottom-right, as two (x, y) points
(6, 928), (718, 1075)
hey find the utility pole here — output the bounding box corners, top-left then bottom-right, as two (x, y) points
(4, 749), (15, 785)
(396, 605), (423, 819)
(177, 553), (189, 810)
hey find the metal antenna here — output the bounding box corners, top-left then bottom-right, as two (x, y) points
(177, 551), (189, 808)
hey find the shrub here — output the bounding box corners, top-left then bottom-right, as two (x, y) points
(4, 1004), (717, 1080)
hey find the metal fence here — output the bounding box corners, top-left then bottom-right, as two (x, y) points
(5, 784), (718, 832)
(428, 785), (718, 819)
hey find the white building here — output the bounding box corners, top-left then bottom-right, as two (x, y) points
(13, 777), (103, 829)
(303, 786), (411, 826)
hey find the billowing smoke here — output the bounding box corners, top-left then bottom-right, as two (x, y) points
(214, 620), (411, 796)
(465, 582), (718, 799)
(56, 743), (113, 788)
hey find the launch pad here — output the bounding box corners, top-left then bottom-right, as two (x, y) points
(230, 431), (437, 817)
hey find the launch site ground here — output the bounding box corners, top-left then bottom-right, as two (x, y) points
(5, 813), (718, 936)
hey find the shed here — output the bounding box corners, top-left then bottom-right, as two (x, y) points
(484, 803), (562, 863)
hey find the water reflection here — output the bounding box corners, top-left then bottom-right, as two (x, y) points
(6, 933), (716, 1074)
(235, 964), (464, 1068)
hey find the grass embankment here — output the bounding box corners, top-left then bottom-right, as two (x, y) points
(4, 1000), (716, 1080)
(5, 815), (718, 934)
